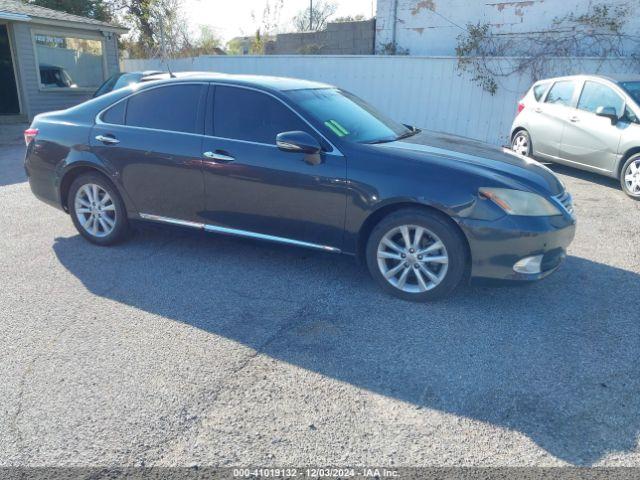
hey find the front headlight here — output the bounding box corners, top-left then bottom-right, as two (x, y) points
(479, 188), (562, 216)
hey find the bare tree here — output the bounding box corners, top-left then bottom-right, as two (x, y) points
(292, 0), (338, 32)
(251, 0), (284, 36)
(112, 0), (192, 59)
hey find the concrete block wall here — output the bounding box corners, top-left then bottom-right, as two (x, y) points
(266, 19), (375, 55)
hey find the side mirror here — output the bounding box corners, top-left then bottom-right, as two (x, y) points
(276, 131), (321, 154)
(596, 106), (619, 124)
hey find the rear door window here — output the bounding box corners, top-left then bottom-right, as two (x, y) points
(577, 81), (624, 117)
(545, 81), (576, 107)
(125, 84), (205, 134)
(213, 86), (311, 145)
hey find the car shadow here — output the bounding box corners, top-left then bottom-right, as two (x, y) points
(52, 225), (640, 466)
(544, 163), (621, 191)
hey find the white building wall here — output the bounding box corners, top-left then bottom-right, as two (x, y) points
(375, 0), (640, 56)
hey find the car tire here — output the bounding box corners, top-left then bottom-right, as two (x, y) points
(365, 209), (468, 302)
(620, 154), (640, 200)
(511, 130), (532, 157)
(68, 173), (130, 246)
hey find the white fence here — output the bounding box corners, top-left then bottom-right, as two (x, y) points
(123, 56), (636, 146)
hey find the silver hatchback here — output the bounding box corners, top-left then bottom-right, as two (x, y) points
(511, 74), (640, 199)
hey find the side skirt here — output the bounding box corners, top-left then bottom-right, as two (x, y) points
(139, 213), (342, 254)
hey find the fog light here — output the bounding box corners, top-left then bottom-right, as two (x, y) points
(513, 254), (544, 274)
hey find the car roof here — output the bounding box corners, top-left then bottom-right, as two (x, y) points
(536, 74), (640, 85)
(137, 72), (333, 92)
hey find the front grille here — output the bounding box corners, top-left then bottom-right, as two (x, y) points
(555, 190), (574, 215)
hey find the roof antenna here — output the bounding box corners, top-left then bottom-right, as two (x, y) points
(159, 19), (176, 78)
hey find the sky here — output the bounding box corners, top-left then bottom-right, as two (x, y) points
(183, 0), (376, 43)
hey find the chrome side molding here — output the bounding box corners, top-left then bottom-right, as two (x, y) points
(139, 214), (204, 229)
(138, 213), (341, 253)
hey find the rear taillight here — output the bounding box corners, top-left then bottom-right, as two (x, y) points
(517, 102), (525, 114)
(24, 128), (38, 146)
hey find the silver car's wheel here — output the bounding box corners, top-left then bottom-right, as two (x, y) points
(376, 225), (449, 293)
(623, 158), (640, 196)
(74, 183), (117, 238)
(512, 131), (531, 157)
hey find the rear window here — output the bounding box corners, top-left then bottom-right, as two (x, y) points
(533, 82), (550, 101)
(112, 73), (143, 91)
(94, 73), (123, 97)
(545, 81), (575, 107)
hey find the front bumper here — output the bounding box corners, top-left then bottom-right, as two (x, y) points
(459, 213), (576, 281)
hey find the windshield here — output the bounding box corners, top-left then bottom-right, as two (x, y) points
(621, 81), (640, 105)
(286, 88), (413, 144)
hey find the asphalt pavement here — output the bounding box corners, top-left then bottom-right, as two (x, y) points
(1, 139), (639, 467)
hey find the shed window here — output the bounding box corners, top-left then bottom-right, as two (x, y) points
(34, 33), (105, 90)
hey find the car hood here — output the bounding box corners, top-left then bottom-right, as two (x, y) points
(375, 129), (564, 196)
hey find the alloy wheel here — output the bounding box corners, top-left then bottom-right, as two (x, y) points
(74, 183), (117, 238)
(512, 133), (530, 156)
(377, 225), (449, 293)
(624, 159), (640, 196)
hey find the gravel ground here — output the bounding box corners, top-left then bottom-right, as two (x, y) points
(1, 140), (639, 468)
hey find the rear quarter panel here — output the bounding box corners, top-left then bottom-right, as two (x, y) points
(26, 118), (92, 209)
(26, 89), (137, 212)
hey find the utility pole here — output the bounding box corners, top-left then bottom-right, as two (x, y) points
(309, 0), (313, 31)
(159, 18), (166, 61)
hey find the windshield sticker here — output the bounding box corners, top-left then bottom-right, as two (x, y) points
(324, 120), (349, 137)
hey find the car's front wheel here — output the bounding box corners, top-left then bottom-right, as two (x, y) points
(366, 209), (468, 301)
(511, 130), (532, 157)
(68, 173), (130, 245)
(621, 154), (640, 200)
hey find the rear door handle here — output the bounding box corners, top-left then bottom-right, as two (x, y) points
(203, 151), (235, 163)
(534, 107), (543, 113)
(569, 116), (580, 123)
(95, 135), (120, 145)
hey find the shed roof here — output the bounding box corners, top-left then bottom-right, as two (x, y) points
(0, 0), (127, 33)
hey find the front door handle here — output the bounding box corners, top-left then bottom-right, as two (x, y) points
(95, 135), (120, 145)
(203, 151), (235, 163)
(569, 116), (580, 123)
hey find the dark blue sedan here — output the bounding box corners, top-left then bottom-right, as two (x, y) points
(24, 73), (576, 301)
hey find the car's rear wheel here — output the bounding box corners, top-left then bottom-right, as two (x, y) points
(366, 209), (468, 301)
(621, 154), (640, 200)
(511, 130), (532, 157)
(68, 173), (130, 245)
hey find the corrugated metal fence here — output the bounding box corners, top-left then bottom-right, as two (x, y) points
(123, 56), (635, 146)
